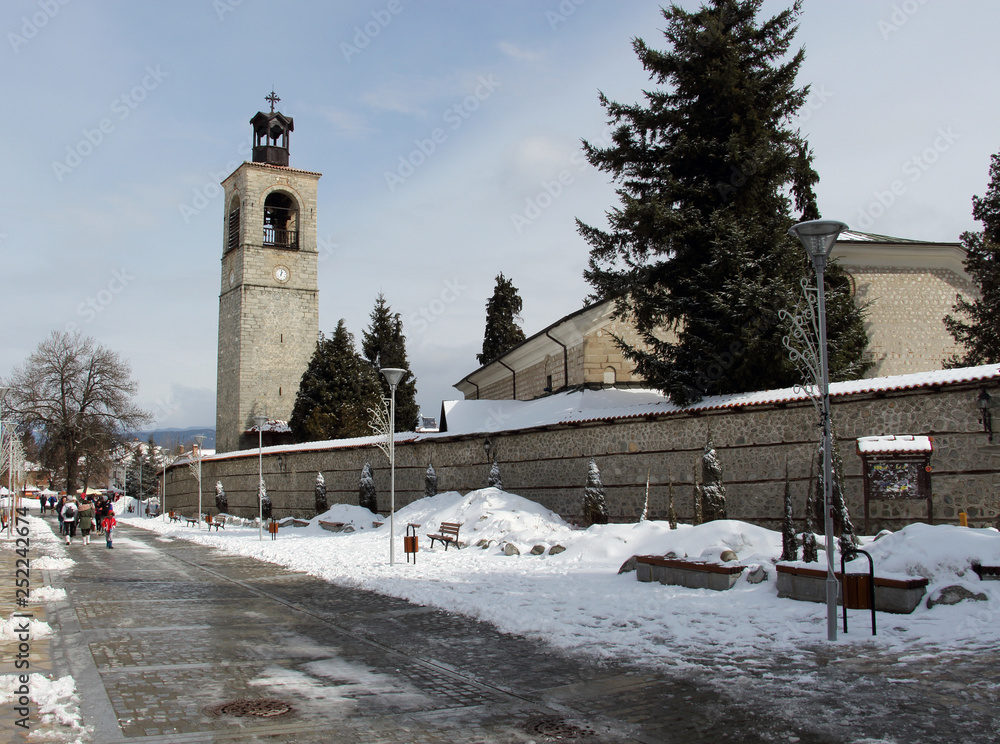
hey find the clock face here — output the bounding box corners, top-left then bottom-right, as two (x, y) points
(228, 270), (235, 287)
(273, 265), (290, 283)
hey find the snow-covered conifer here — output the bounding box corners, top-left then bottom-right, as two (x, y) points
(488, 457), (502, 490)
(314, 472), (327, 515)
(215, 480), (228, 514)
(780, 460), (797, 562)
(582, 458), (609, 526)
(359, 462), (377, 513)
(425, 463), (438, 498)
(259, 478), (272, 521)
(699, 439), (727, 523)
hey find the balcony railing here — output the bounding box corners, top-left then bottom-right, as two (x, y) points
(263, 226), (299, 249)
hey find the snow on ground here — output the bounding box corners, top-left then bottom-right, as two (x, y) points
(0, 673), (90, 743)
(121, 487), (1000, 670)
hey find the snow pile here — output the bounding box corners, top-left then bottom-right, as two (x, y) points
(0, 673), (90, 742)
(0, 614), (52, 639)
(122, 487), (1000, 667)
(29, 586), (67, 603)
(32, 556), (75, 571)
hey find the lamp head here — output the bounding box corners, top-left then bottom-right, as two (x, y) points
(788, 219), (848, 260)
(194, 434), (206, 446)
(252, 414), (267, 429)
(380, 368), (405, 388)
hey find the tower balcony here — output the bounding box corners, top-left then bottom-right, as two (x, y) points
(263, 226), (299, 250)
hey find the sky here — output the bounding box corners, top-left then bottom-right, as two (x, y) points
(3, 0), (1000, 430)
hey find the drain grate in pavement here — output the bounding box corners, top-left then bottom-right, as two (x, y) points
(204, 699), (294, 719)
(524, 715), (596, 739)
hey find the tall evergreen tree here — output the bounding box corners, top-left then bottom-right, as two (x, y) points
(478, 272), (526, 366)
(582, 458), (609, 526)
(359, 462), (377, 513)
(945, 149), (1000, 367)
(578, 0), (868, 405)
(362, 293), (419, 431)
(289, 320), (383, 442)
(698, 438), (727, 522)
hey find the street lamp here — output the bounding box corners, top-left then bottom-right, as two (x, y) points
(194, 434), (206, 528)
(253, 414), (267, 541)
(789, 218), (848, 642)
(161, 459), (168, 522)
(0, 387), (8, 531)
(380, 368), (405, 565)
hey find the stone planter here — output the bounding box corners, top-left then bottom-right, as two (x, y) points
(636, 555), (746, 591)
(775, 564), (928, 614)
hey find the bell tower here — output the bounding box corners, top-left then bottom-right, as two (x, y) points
(216, 92), (321, 452)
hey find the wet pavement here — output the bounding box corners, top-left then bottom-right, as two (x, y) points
(20, 521), (1000, 743)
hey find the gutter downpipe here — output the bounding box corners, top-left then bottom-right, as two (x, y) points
(545, 330), (569, 392)
(497, 359), (517, 400)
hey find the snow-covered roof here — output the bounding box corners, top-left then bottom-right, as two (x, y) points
(442, 364), (999, 435)
(856, 435), (934, 455)
(169, 364), (998, 468)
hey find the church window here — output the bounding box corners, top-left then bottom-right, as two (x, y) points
(603, 366), (617, 385)
(263, 191), (299, 249)
(226, 195), (240, 253)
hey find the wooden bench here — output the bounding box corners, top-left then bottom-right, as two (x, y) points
(428, 522), (461, 550)
(184, 516), (198, 527)
(168, 512), (180, 523)
(207, 515), (225, 531)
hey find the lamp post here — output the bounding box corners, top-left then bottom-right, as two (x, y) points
(253, 414), (267, 541)
(789, 218), (848, 642)
(194, 435), (206, 528)
(380, 368), (405, 565)
(161, 459), (168, 522)
(138, 445), (143, 518)
(0, 387), (8, 530)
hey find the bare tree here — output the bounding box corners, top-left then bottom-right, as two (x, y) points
(3, 332), (151, 494)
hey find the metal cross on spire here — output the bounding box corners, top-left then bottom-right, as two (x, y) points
(265, 90), (280, 113)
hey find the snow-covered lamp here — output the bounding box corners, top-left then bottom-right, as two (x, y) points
(380, 368), (405, 565)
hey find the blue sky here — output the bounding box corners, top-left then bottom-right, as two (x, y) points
(3, 0), (999, 429)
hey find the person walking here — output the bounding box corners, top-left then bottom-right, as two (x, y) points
(77, 497), (95, 545)
(102, 508), (116, 549)
(61, 497), (79, 545)
(56, 495), (67, 536)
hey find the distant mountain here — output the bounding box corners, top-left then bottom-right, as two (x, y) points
(130, 427), (215, 451)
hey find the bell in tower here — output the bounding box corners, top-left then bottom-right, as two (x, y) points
(250, 91), (294, 166)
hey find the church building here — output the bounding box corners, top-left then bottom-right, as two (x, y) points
(215, 94), (321, 452)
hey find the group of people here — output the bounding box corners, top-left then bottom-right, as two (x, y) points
(54, 494), (117, 549)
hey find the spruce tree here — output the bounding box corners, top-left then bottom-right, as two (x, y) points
(802, 452), (818, 562)
(425, 463), (438, 498)
(215, 480), (228, 514)
(578, 0), (868, 404)
(359, 462), (377, 513)
(488, 457), (503, 490)
(259, 478), (272, 521)
(314, 472), (328, 515)
(667, 473), (678, 530)
(362, 293), (419, 431)
(478, 273), (526, 366)
(780, 460), (797, 561)
(582, 458), (609, 526)
(945, 149), (1000, 367)
(698, 438), (727, 522)
(290, 320), (383, 442)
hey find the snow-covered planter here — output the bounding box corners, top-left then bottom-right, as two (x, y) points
(635, 555), (746, 591)
(775, 563), (928, 614)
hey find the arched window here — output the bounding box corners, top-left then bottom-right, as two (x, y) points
(603, 366), (617, 385)
(226, 193), (241, 253)
(263, 191), (299, 249)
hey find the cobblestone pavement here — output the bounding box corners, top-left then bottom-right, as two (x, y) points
(21, 522), (1000, 743)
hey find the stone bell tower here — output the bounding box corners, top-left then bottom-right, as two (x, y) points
(216, 92), (321, 452)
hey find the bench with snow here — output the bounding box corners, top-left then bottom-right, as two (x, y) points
(206, 514), (225, 531)
(168, 512), (180, 523)
(775, 563), (928, 613)
(427, 522), (461, 550)
(635, 555), (746, 591)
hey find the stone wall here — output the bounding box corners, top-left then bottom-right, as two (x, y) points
(165, 380), (1000, 534)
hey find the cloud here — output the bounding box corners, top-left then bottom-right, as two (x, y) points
(497, 40), (545, 64)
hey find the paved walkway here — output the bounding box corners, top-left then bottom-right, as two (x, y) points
(16, 519), (1000, 743)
